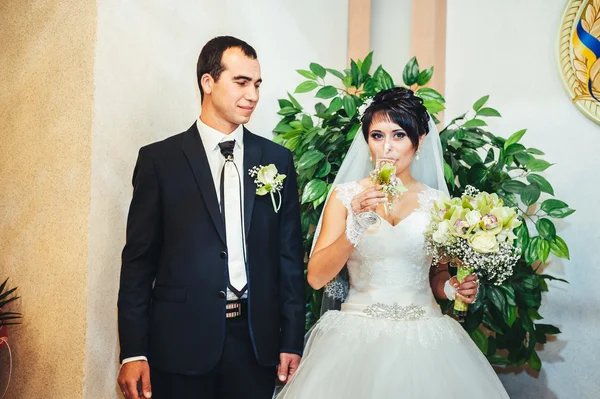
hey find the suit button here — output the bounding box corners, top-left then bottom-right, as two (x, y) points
(218, 291), (226, 299)
(220, 251), (227, 259)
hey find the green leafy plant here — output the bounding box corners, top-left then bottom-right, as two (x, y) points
(273, 53), (572, 371)
(0, 278), (21, 327)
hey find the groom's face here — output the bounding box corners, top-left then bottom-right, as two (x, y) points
(209, 47), (262, 126)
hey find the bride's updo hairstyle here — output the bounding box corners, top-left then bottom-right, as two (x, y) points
(361, 87), (430, 150)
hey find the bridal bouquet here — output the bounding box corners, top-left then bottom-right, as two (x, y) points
(424, 186), (522, 315)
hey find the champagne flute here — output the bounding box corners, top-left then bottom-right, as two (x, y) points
(373, 146), (399, 216)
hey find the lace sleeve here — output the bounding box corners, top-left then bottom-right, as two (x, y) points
(320, 182), (363, 306)
(334, 182), (367, 247)
(333, 181), (363, 211)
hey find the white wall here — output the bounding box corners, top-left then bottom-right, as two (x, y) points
(84, 1), (348, 397)
(371, 0), (413, 84)
(446, 1), (600, 398)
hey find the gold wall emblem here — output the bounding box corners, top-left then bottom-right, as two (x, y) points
(558, 0), (600, 124)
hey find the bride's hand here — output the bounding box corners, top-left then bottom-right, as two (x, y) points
(450, 274), (480, 304)
(351, 185), (386, 215)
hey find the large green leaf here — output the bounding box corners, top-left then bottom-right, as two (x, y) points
(550, 236), (570, 259)
(417, 66), (434, 86)
(443, 162), (455, 187)
(536, 218), (557, 242)
(514, 223), (530, 252)
(484, 148), (495, 163)
(527, 159), (552, 172)
(316, 85), (338, 99)
(470, 329), (488, 354)
(487, 285), (506, 313)
(326, 68), (345, 80)
(502, 180), (526, 193)
(540, 199), (567, 212)
(547, 207), (576, 218)
(297, 150), (325, 170)
(461, 149), (482, 166)
(297, 69), (317, 80)
(361, 51), (374, 75)
(527, 147), (545, 155)
(346, 123), (361, 141)
(350, 60), (362, 87)
(301, 179), (328, 204)
(520, 183), (541, 206)
(541, 199), (575, 218)
(402, 56), (420, 85)
(278, 99), (293, 109)
(309, 62), (326, 78)
(504, 129), (527, 149)
(468, 163), (488, 185)
(344, 96), (357, 119)
(342, 75), (353, 88)
(328, 97), (343, 114)
(473, 95), (489, 112)
(525, 236), (541, 264)
(377, 69), (394, 90)
(315, 161), (332, 178)
(527, 174), (554, 195)
(477, 107), (502, 117)
(277, 106), (301, 116)
(422, 100), (445, 114)
(515, 152), (534, 165)
(416, 87), (445, 102)
(537, 238), (551, 263)
(273, 119), (294, 134)
(295, 81), (319, 93)
(463, 119), (487, 128)
(505, 143), (526, 156)
(284, 95), (301, 112)
(301, 115), (314, 130)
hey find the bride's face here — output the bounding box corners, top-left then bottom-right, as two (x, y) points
(367, 119), (421, 175)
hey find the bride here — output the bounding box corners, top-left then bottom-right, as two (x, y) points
(276, 88), (510, 398)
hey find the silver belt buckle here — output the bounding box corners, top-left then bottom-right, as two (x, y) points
(225, 301), (242, 318)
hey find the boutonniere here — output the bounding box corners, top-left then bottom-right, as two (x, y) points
(248, 164), (286, 213)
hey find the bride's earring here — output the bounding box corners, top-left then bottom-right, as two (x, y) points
(415, 150), (420, 161)
(369, 154), (373, 166)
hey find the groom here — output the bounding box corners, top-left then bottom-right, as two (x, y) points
(117, 36), (305, 399)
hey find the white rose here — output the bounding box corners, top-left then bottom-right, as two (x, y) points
(469, 231), (500, 254)
(433, 220), (452, 244)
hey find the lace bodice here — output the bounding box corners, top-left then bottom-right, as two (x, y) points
(332, 181), (444, 313)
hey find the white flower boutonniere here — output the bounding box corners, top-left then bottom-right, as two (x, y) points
(248, 164), (286, 213)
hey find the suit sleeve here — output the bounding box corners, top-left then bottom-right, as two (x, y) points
(117, 147), (162, 362)
(278, 151), (306, 355)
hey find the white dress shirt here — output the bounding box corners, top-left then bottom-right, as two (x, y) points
(122, 119), (247, 366)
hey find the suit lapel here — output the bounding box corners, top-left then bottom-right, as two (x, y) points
(243, 128), (262, 238)
(181, 123), (226, 245)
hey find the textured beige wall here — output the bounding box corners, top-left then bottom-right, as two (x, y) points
(0, 1), (96, 398)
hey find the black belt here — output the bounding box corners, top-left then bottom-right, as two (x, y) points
(225, 298), (248, 319)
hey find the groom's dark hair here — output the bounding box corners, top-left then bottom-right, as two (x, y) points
(197, 36), (258, 101)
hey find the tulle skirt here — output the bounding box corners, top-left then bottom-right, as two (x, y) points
(276, 309), (509, 399)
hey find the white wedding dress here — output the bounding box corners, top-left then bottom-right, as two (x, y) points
(277, 182), (510, 399)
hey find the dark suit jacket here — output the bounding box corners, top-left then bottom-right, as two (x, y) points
(117, 122), (305, 375)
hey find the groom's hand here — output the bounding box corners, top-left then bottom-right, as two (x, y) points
(118, 361), (152, 398)
(278, 353), (301, 384)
